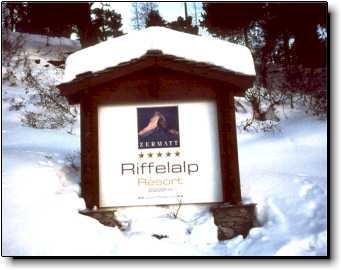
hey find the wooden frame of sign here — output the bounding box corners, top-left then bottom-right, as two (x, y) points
(58, 50), (255, 209)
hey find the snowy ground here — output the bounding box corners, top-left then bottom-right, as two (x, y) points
(1, 33), (327, 257)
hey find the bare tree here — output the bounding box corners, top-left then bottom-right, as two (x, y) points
(192, 2), (199, 26)
(131, 2), (159, 29)
(131, 2), (142, 30)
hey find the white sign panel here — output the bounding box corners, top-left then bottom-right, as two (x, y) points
(98, 100), (223, 207)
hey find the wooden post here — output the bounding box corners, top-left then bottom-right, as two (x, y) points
(81, 94), (100, 209)
(216, 89), (242, 204)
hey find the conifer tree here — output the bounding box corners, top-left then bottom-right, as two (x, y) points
(145, 10), (166, 27)
(92, 3), (123, 41)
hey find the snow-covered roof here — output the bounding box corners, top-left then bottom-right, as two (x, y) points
(63, 26), (255, 83)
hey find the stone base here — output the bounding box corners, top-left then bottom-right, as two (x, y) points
(79, 209), (122, 228)
(211, 203), (257, 241)
(80, 203), (257, 241)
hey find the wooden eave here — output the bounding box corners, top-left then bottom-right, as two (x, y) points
(58, 50), (255, 103)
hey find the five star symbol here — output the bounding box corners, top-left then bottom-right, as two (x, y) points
(138, 151), (180, 158)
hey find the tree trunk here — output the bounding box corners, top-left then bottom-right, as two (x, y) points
(243, 27), (250, 49)
(184, 2), (188, 19)
(9, 6), (15, 31)
(260, 55), (268, 89)
(290, 94), (294, 109)
(76, 3), (97, 48)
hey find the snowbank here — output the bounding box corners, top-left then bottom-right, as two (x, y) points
(63, 26), (255, 83)
(2, 81), (327, 256)
(8, 31), (80, 52)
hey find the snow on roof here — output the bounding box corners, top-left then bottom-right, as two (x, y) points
(63, 26), (255, 83)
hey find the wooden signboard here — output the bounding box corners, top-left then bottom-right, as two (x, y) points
(58, 43), (255, 209)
